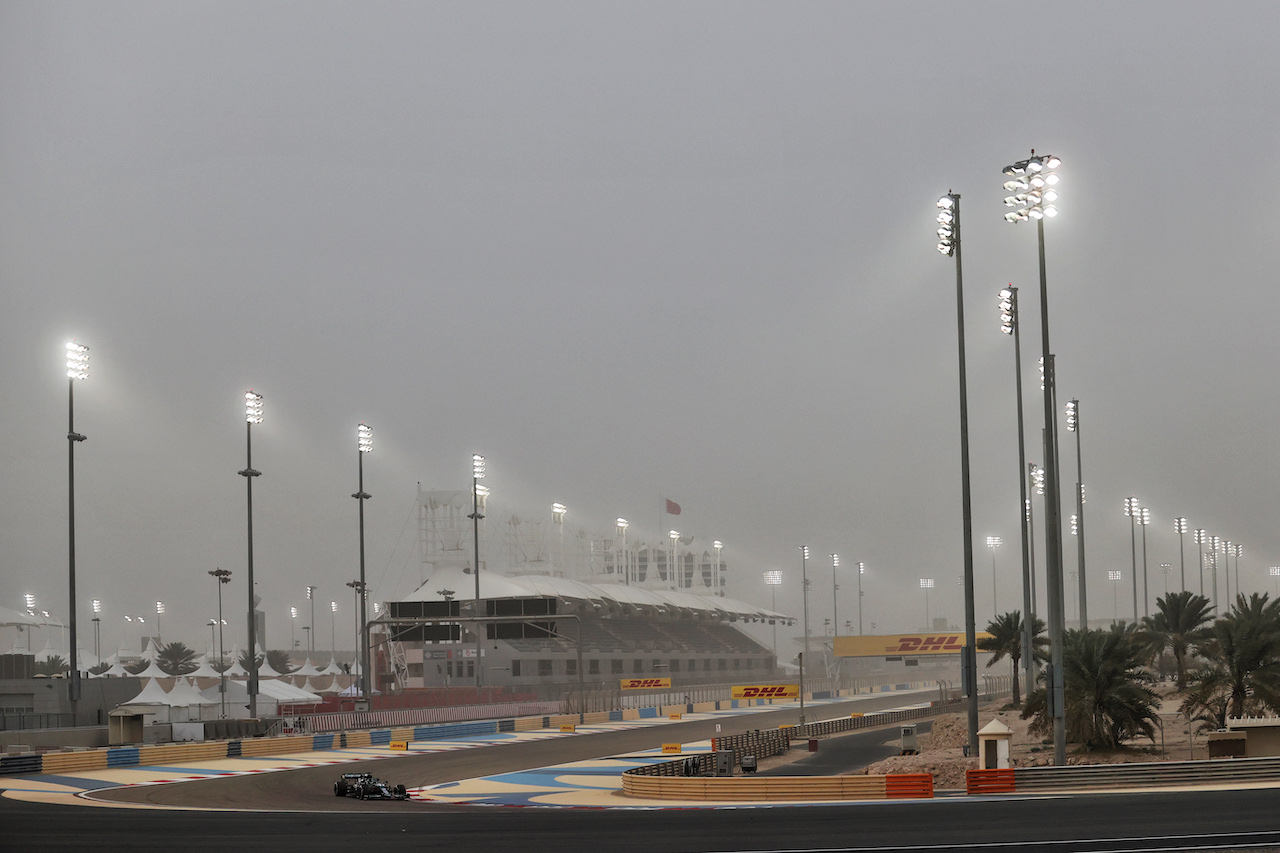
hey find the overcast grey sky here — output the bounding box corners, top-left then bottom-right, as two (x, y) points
(3, 1), (1279, 656)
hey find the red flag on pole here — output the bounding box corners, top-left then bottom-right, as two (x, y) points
(665, 499), (681, 516)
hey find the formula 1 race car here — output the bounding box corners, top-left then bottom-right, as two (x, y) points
(333, 772), (409, 800)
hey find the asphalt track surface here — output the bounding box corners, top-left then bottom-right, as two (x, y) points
(7, 696), (1280, 852)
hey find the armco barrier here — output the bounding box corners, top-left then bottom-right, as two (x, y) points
(621, 772), (931, 801)
(966, 756), (1280, 795)
(1013, 755), (1280, 792)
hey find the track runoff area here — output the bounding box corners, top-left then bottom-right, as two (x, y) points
(1, 687), (941, 811)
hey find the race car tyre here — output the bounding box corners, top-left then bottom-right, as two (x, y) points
(395, 785), (407, 798)
(335, 781), (347, 797)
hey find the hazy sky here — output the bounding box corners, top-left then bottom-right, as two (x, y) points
(3, 2), (1279, 657)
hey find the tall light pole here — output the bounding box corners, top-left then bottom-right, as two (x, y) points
(155, 600), (165, 644)
(1209, 536), (1222, 610)
(305, 585), (317, 657)
(857, 562), (866, 635)
(330, 600), (337, 663)
(290, 606), (298, 652)
(209, 568), (231, 717)
(999, 286), (1035, 682)
(1194, 529), (1208, 599)
(920, 578), (935, 627)
(1108, 570), (1122, 620)
(1223, 540), (1233, 605)
(1065, 399), (1087, 628)
(1004, 151), (1065, 766)
(65, 341), (89, 716)
(764, 570), (782, 664)
(1140, 507), (1151, 618)
(1159, 564), (1172, 596)
(1125, 497), (1141, 622)
(714, 540), (724, 595)
(669, 530), (680, 589)
(346, 579), (365, 677)
(1174, 518), (1189, 592)
(470, 454), (485, 687)
(1270, 566), (1279, 598)
(986, 537), (1002, 617)
(1028, 464), (1044, 612)
(239, 391), (263, 717)
(1234, 544), (1244, 599)
(552, 503), (567, 576)
(354, 423), (373, 699)
(937, 190), (979, 760)
(800, 546), (811, 680)
(616, 519), (629, 584)
(91, 599), (101, 664)
(829, 554), (840, 641)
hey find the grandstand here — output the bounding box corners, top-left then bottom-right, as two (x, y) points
(373, 567), (791, 691)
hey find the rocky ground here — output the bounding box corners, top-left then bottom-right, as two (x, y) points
(859, 685), (1201, 790)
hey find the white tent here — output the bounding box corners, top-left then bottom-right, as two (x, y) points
(291, 659), (323, 677)
(120, 678), (174, 706)
(319, 658), (345, 676)
(166, 678), (216, 707)
(132, 659), (170, 679)
(222, 659), (249, 678)
(185, 658), (224, 678)
(95, 659), (132, 677)
(199, 678), (321, 718)
(314, 676), (343, 694)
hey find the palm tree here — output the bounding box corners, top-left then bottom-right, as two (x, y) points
(1024, 626), (1160, 750)
(156, 641), (198, 675)
(978, 610), (1047, 706)
(34, 655), (69, 677)
(1179, 664), (1233, 733)
(87, 661), (111, 676)
(266, 649), (295, 675)
(1140, 590), (1214, 690)
(1205, 592), (1280, 718)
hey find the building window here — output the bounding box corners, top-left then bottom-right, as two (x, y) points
(732, 658), (741, 669)
(565, 659), (576, 676)
(704, 659), (712, 671)
(466, 661), (474, 678)
(718, 659), (727, 670)
(511, 659), (522, 677)
(688, 660), (697, 672)
(588, 659), (600, 675)
(611, 659), (623, 674)
(652, 659), (662, 672)
(670, 659), (680, 672)
(538, 659), (553, 677)
(633, 659), (644, 673)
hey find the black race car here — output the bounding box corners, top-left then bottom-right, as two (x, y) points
(334, 772), (409, 800)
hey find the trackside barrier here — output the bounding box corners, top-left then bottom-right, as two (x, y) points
(1015, 755), (1280, 793)
(621, 772), (932, 801)
(966, 768), (1016, 794)
(966, 756), (1280, 796)
(299, 701), (558, 733)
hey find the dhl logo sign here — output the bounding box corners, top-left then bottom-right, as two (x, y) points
(732, 684), (800, 699)
(834, 632), (993, 658)
(620, 677), (671, 690)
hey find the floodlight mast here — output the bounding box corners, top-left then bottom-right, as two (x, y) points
(65, 341), (89, 716)
(936, 191), (979, 761)
(354, 423), (373, 700)
(1003, 151), (1064, 766)
(239, 391), (263, 718)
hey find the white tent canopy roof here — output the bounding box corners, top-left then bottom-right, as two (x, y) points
(119, 678), (175, 706)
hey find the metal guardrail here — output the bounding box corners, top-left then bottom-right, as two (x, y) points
(1013, 754), (1280, 791)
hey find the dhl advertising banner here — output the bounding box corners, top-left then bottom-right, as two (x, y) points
(620, 677), (671, 690)
(731, 684), (800, 699)
(834, 632), (993, 658)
